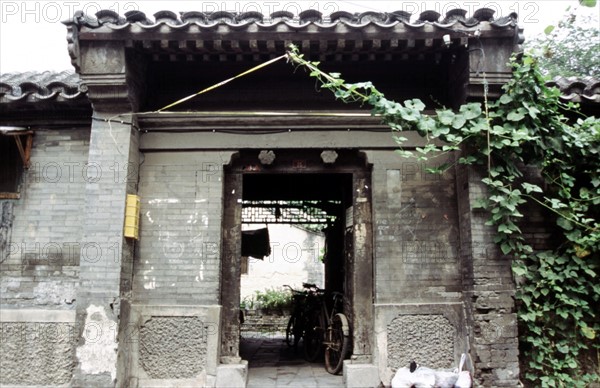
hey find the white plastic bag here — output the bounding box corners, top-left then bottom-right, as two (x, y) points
(412, 366), (435, 387)
(454, 353), (472, 388)
(391, 366), (414, 388)
(433, 369), (459, 388)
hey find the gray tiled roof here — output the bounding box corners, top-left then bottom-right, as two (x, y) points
(63, 8), (524, 68)
(66, 8), (519, 29)
(547, 76), (600, 105)
(0, 71), (85, 103)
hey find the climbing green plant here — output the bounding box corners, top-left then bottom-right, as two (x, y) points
(286, 46), (600, 386)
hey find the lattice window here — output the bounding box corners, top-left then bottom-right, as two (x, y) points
(241, 200), (339, 224)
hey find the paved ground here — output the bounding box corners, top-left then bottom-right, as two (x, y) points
(240, 331), (344, 387)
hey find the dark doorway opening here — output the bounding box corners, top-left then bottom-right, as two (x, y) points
(220, 149), (374, 375)
(239, 172), (351, 368)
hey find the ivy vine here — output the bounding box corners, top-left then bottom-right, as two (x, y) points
(286, 45), (600, 386)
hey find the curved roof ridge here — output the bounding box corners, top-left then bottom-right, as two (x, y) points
(63, 7), (518, 28)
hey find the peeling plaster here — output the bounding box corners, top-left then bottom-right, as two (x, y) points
(75, 304), (118, 381)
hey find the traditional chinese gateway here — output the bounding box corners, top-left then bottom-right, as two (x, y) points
(1, 7), (599, 388)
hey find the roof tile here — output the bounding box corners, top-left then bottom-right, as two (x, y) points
(0, 71), (85, 103)
(64, 8), (519, 30)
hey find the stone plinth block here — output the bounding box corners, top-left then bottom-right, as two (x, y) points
(215, 361), (248, 388)
(343, 362), (380, 388)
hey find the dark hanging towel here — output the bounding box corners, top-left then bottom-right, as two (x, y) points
(241, 227), (271, 260)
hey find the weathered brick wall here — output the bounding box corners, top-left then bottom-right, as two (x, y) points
(367, 150), (467, 384)
(0, 128), (89, 386)
(368, 151), (461, 303)
(456, 165), (520, 387)
(134, 152), (229, 306)
(70, 110), (140, 386)
(1, 129), (89, 307)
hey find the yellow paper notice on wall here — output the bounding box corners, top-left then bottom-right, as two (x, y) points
(124, 194), (140, 240)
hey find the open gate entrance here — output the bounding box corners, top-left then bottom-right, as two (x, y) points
(220, 149), (374, 369)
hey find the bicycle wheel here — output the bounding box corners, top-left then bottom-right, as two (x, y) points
(325, 313), (350, 375)
(303, 313), (324, 362)
(285, 316), (295, 347)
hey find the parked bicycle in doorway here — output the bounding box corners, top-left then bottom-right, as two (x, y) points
(302, 284), (352, 375)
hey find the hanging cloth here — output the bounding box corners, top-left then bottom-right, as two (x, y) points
(241, 227), (271, 260)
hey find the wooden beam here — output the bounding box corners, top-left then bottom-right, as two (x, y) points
(3, 131), (33, 169)
(13, 135), (27, 169)
(25, 134), (33, 168)
(0, 192), (20, 199)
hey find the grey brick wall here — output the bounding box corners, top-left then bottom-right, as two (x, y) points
(368, 151), (461, 304)
(134, 152), (229, 305)
(1, 128), (89, 308)
(456, 165), (520, 387)
(71, 112), (140, 387)
(0, 128), (89, 387)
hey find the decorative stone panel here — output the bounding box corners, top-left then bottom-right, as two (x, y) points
(139, 316), (207, 379)
(0, 310), (76, 386)
(128, 305), (220, 387)
(0, 322), (74, 385)
(375, 303), (467, 386)
(387, 314), (455, 370)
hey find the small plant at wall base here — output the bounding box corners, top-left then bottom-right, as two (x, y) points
(286, 46), (600, 387)
(242, 288), (293, 314)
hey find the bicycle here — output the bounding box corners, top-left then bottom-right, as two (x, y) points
(302, 284), (351, 375)
(283, 284), (310, 350)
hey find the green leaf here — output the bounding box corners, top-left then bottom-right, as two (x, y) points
(513, 265), (527, 276)
(452, 114), (467, 129)
(405, 99), (426, 111)
(507, 110), (525, 122)
(458, 156), (477, 165)
(459, 103), (482, 120)
(395, 150), (413, 158)
(498, 223), (514, 234)
(499, 94), (513, 104)
(583, 267), (596, 277)
(579, 0), (596, 6)
(399, 107), (419, 122)
(437, 110), (455, 126)
(581, 326), (596, 339)
(544, 25), (555, 35)
(501, 242), (512, 255)
(522, 182), (543, 193)
(556, 217), (573, 231)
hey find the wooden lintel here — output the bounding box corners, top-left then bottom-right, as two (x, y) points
(0, 192), (20, 200)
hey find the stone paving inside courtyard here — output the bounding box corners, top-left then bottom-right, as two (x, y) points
(240, 331), (344, 388)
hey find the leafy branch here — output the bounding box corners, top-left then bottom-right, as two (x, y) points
(286, 44), (600, 386)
